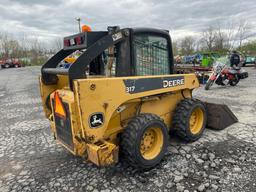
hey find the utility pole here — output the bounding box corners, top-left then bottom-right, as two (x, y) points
(76, 17), (81, 33)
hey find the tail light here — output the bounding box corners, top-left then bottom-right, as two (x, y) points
(75, 36), (83, 45)
(64, 39), (70, 47)
(64, 36), (83, 47)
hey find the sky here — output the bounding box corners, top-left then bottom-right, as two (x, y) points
(0, 0), (255, 44)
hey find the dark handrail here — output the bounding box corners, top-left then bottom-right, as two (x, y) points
(42, 68), (69, 75)
(41, 29), (128, 90)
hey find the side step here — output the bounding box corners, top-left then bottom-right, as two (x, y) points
(205, 102), (238, 130)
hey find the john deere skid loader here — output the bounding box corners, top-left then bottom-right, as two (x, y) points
(39, 26), (237, 169)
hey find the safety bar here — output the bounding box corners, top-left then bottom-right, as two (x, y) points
(41, 28), (129, 89)
(42, 68), (69, 75)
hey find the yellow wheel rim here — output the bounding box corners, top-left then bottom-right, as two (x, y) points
(140, 127), (163, 160)
(189, 107), (204, 135)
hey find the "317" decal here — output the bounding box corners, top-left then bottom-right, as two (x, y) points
(126, 86), (135, 93)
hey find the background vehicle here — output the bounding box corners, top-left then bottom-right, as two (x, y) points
(242, 56), (256, 66)
(201, 52), (220, 67)
(183, 55), (195, 64)
(0, 58), (23, 69)
(40, 26), (237, 169)
(183, 53), (202, 64)
(205, 57), (248, 90)
(174, 55), (182, 64)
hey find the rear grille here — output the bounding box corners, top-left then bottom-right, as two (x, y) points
(53, 101), (74, 150)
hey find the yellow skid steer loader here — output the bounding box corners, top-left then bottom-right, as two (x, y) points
(39, 26), (237, 169)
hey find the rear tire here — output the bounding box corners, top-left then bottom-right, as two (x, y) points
(173, 98), (207, 142)
(229, 75), (240, 86)
(120, 113), (168, 169)
(4, 63), (10, 68)
(205, 80), (213, 90)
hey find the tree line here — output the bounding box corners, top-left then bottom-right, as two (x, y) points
(0, 20), (255, 66)
(0, 32), (61, 66)
(173, 20), (255, 56)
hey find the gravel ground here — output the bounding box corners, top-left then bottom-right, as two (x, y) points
(0, 66), (255, 192)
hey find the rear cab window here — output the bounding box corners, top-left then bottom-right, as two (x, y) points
(134, 35), (170, 76)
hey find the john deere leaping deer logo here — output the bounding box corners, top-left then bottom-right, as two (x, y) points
(89, 113), (104, 128)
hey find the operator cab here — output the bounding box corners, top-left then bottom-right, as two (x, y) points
(42, 26), (174, 89)
(105, 27), (174, 77)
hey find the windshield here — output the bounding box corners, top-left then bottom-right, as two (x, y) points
(214, 56), (231, 67)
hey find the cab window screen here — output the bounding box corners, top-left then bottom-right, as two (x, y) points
(134, 35), (169, 75)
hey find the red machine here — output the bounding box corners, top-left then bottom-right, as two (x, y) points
(0, 58), (23, 69)
(205, 60), (248, 90)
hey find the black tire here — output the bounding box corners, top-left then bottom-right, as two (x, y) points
(4, 63), (10, 68)
(229, 75), (240, 86)
(172, 98), (207, 142)
(205, 79), (213, 90)
(120, 113), (168, 169)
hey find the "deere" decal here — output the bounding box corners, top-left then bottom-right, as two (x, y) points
(163, 78), (184, 88)
(123, 76), (185, 94)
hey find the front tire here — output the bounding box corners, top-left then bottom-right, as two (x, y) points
(205, 79), (213, 90)
(120, 113), (168, 169)
(173, 99), (207, 142)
